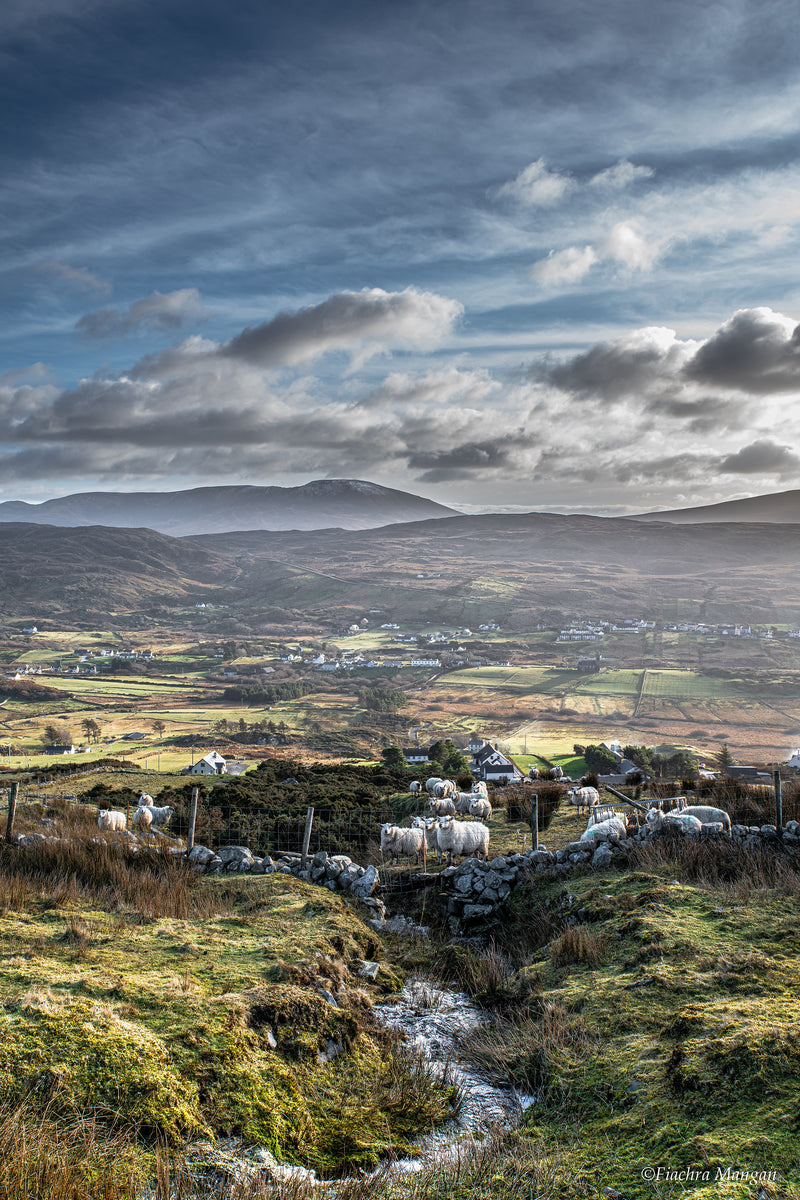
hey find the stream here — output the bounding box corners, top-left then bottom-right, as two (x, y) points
(186, 978), (535, 1193)
(374, 978), (537, 1175)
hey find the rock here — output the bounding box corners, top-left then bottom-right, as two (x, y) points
(217, 845), (254, 866)
(482, 869), (503, 890)
(456, 857), (482, 875)
(312, 850), (328, 867)
(592, 844), (614, 869)
(530, 849), (553, 865)
(330, 855), (352, 867)
(760, 824), (778, 837)
(351, 864), (379, 899)
(462, 903), (494, 919)
(454, 875), (474, 893)
(556, 850), (567, 863)
(731, 824), (747, 837)
(358, 960), (380, 980)
(317, 1038), (344, 1064)
(489, 856), (508, 870)
(318, 988), (339, 1007)
(786, 820), (800, 834)
(264, 1027), (277, 1049)
(481, 886), (500, 903)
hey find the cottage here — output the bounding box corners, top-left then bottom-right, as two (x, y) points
(183, 751), (227, 776)
(472, 742), (524, 782)
(402, 747), (429, 764)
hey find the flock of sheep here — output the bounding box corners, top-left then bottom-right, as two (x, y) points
(381, 777), (493, 866)
(97, 793), (174, 834)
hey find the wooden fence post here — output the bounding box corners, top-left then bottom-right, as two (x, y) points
(301, 806), (314, 869)
(774, 769), (782, 831)
(5, 782), (19, 843)
(187, 787), (199, 854)
(530, 793), (539, 851)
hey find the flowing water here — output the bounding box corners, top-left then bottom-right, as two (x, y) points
(374, 978), (537, 1174)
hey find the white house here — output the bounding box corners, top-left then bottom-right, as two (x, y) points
(788, 749), (800, 769)
(184, 751), (227, 776)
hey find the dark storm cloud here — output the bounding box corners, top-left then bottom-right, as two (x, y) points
(76, 289), (207, 339)
(717, 439), (800, 474)
(407, 435), (534, 483)
(220, 288), (462, 367)
(683, 308), (800, 393)
(544, 327), (690, 400)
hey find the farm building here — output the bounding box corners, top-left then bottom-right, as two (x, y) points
(184, 751), (227, 776)
(402, 747), (429, 764)
(472, 742), (525, 783)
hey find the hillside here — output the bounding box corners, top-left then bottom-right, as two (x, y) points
(194, 510), (800, 626)
(636, 487), (800, 524)
(0, 523), (230, 617)
(6, 511), (800, 627)
(0, 480), (456, 535)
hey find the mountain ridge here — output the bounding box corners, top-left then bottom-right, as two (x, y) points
(634, 487), (800, 524)
(0, 479), (456, 535)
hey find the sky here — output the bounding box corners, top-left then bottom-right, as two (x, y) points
(4, 0), (800, 514)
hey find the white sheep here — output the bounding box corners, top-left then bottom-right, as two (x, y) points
(471, 780), (489, 797)
(411, 815), (440, 862)
(425, 777), (444, 795)
(137, 792), (154, 807)
(527, 767), (540, 780)
(646, 810), (703, 837)
(136, 803), (174, 829)
(132, 806), (153, 831)
(429, 794), (456, 817)
(436, 814), (490, 865)
(97, 809), (127, 832)
(569, 785), (599, 815)
(409, 781), (422, 794)
(380, 822), (424, 866)
(668, 803), (732, 835)
(468, 795), (492, 822)
(578, 815), (626, 844)
(453, 791), (474, 815)
(549, 765), (563, 780)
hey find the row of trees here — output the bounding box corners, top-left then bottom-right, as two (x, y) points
(575, 741), (736, 779)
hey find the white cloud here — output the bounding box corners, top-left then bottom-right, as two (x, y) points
(33, 260), (110, 296)
(529, 244), (598, 287)
(589, 160), (654, 189)
(497, 158), (574, 207)
(601, 221), (661, 271)
(76, 288), (208, 339)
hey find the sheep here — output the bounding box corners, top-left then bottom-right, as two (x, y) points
(436, 814), (490, 865)
(409, 781), (422, 795)
(137, 792), (154, 807)
(569, 785), (599, 815)
(97, 809), (126, 832)
(468, 795), (492, 822)
(548, 765), (563, 780)
(433, 779), (456, 799)
(645, 809), (703, 837)
(136, 803), (174, 829)
(453, 791), (474, 815)
(411, 815), (440, 862)
(527, 767), (540, 780)
(668, 803), (732, 835)
(425, 777), (444, 795)
(471, 780), (489, 797)
(578, 815), (626, 844)
(379, 822), (424, 866)
(587, 804), (626, 825)
(429, 794), (456, 817)
(132, 806), (153, 831)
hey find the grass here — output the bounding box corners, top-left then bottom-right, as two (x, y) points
(0, 803), (459, 1180)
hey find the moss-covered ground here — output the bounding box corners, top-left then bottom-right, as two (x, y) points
(0, 829), (455, 1182)
(418, 855), (800, 1199)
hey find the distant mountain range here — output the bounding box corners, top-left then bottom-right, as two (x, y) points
(6, 509), (800, 626)
(0, 479), (456, 535)
(636, 488), (800, 524)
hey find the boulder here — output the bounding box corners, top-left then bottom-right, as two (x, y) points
(592, 844), (614, 869)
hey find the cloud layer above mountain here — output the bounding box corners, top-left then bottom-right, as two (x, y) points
(4, 0), (800, 511)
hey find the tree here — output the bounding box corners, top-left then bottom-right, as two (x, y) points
(717, 743), (735, 773)
(381, 746), (406, 769)
(583, 744), (619, 775)
(80, 718), (101, 743)
(151, 719), (167, 737)
(42, 722), (72, 746)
